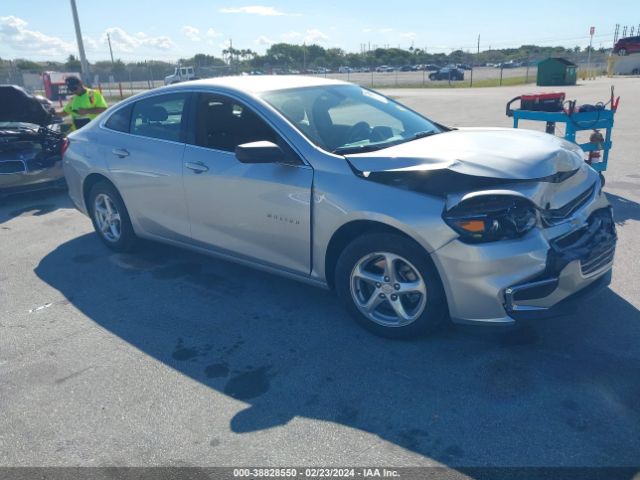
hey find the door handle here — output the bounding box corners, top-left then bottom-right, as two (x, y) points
(184, 161), (209, 174)
(112, 148), (129, 158)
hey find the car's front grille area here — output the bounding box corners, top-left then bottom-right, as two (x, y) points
(549, 208), (617, 278)
(0, 160), (26, 174)
(541, 184), (595, 225)
(581, 242), (616, 276)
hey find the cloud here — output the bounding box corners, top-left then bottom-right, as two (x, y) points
(304, 29), (328, 43)
(0, 15), (75, 55)
(400, 32), (416, 39)
(83, 35), (98, 50)
(270, 29), (327, 45)
(280, 31), (301, 41)
(182, 25), (201, 41)
(205, 29), (222, 45)
(103, 27), (175, 52)
(255, 35), (275, 46)
(362, 27), (394, 34)
(220, 5), (297, 16)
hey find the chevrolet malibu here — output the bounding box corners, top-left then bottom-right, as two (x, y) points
(63, 76), (616, 338)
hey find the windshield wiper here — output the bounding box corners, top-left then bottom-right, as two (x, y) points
(332, 144), (387, 155)
(333, 130), (442, 155)
(412, 130), (440, 140)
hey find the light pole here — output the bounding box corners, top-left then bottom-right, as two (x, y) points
(69, 0), (91, 85)
(587, 26), (595, 80)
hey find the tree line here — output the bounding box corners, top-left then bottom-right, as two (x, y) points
(3, 42), (610, 78)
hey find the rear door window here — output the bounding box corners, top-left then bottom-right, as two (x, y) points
(104, 104), (132, 133)
(130, 93), (188, 142)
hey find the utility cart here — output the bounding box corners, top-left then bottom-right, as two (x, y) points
(506, 91), (620, 174)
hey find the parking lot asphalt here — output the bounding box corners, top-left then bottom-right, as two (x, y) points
(0, 77), (639, 470)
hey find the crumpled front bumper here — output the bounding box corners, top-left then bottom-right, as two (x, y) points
(432, 207), (616, 326)
(505, 208), (615, 316)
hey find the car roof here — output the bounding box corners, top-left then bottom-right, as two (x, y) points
(167, 75), (349, 94)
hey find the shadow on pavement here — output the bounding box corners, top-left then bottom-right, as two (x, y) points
(606, 192), (640, 226)
(0, 189), (72, 224)
(34, 233), (640, 468)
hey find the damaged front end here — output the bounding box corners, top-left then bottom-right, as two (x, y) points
(344, 128), (601, 241)
(344, 128), (615, 324)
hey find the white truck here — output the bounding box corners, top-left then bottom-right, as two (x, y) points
(164, 66), (197, 85)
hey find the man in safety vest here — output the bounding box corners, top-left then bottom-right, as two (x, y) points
(61, 76), (108, 130)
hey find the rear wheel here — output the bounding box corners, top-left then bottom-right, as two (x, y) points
(335, 233), (447, 339)
(88, 181), (137, 252)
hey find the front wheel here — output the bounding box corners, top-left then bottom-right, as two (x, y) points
(335, 233), (447, 339)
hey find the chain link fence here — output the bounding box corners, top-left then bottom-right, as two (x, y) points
(1, 54), (610, 100)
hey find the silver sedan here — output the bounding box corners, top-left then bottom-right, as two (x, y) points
(63, 76), (615, 338)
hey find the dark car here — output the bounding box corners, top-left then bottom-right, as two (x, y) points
(497, 61), (521, 69)
(0, 85), (67, 198)
(613, 36), (640, 55)
(429, 67), (465, 81)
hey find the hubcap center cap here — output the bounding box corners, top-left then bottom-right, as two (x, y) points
(381, 284), (394, 295)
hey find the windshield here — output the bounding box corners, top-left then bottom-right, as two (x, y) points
(261, 85), (442, 154)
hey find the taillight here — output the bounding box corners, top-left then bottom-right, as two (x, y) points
(61, 137), (70, 156)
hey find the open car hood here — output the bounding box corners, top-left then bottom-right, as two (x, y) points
(345, 128), (584, 180)
(0, 85), (52, 126)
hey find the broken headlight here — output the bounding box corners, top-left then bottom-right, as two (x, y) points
(443, 194), (537, 243)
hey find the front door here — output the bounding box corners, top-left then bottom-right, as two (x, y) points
(182, 93), (313, 275)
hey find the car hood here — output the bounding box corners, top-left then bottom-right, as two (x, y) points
(0, 85), (52, 126)
(345, 128), (584, 180)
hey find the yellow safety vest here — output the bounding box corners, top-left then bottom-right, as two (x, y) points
(63, 88), (108, 130)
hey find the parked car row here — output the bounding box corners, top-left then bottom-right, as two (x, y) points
(253, 64), (483, 76)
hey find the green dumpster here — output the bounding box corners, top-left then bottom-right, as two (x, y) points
(537, 57), (577, 86)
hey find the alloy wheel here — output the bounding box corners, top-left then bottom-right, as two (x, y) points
(93, 193), (122, 242)
(350, 252), (428, 327)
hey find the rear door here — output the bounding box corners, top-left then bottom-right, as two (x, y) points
(181, 92), (313, 274)
(104, 92), (191, 242)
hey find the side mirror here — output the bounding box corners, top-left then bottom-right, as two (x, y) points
(235, 141), (285, 164)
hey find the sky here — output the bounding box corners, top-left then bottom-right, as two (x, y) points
(0, 0), (637, 62)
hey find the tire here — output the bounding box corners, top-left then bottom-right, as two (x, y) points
(429, 74), (436, 81)
(88, 181), (137, 252)
(618, 48), (627, 56)
(335, 233), (447, 339)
